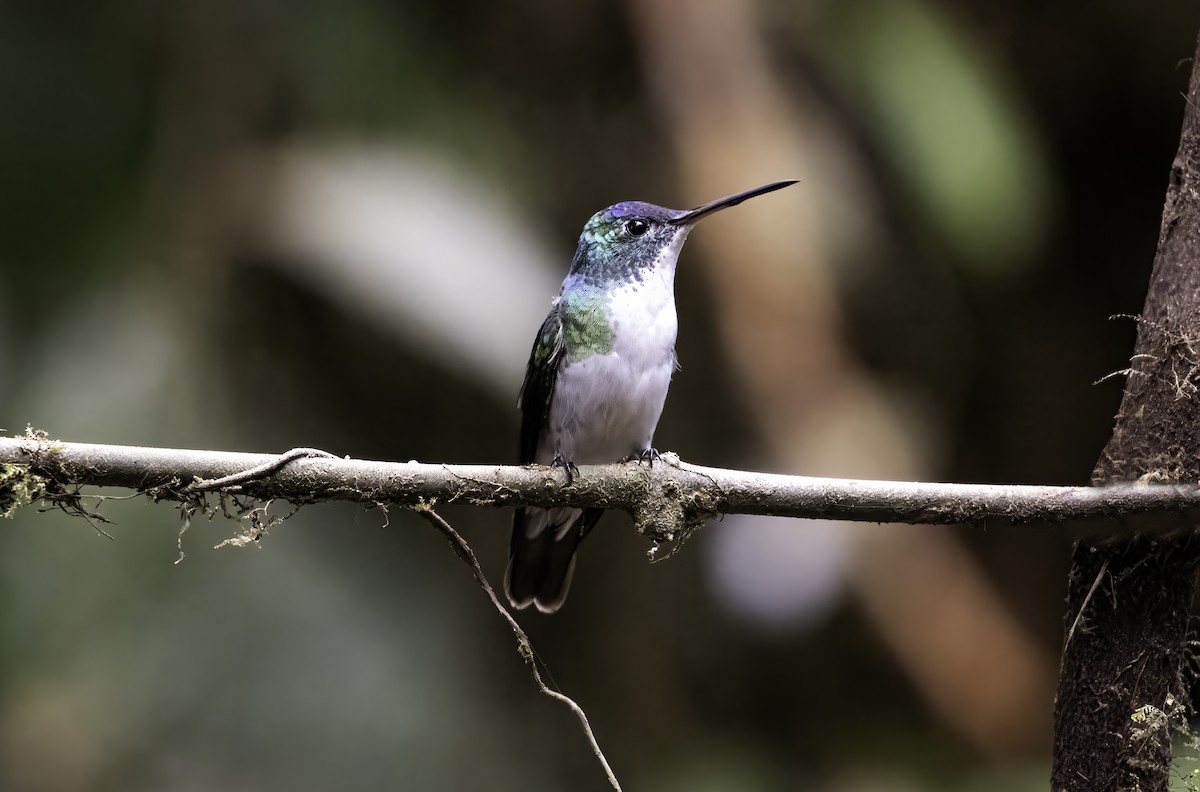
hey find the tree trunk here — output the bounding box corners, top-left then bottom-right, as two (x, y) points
(1052, 33), (1200, 791)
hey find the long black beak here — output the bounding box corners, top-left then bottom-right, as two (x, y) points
(667, 179), (799, 226)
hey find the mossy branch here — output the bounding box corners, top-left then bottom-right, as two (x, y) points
(2, 435), (1199, 543)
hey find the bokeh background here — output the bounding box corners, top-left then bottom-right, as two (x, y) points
(1, 0), (1198, 789)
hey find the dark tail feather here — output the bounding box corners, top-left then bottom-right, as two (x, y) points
(531, 534), (580, 613)
(505, 508), (601, 613)
(504, 510), (558, 610)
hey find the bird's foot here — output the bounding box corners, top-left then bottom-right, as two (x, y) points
(625, 447), (662, 467)
(552, 453), (580, 484)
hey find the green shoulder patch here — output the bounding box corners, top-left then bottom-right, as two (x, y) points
(561, 288), (613, 358)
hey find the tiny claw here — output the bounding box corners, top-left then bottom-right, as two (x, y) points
(628, 447), (661, 467)
(552, 453), (579, 484)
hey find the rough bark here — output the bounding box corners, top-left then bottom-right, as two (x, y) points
(1052, 34), (1200, 791)
(4, 437), (1200, 541)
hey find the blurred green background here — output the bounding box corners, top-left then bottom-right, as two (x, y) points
(1, 0), (1197, 789)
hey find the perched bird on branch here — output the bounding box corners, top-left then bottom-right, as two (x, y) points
(505, 179), (797, 613)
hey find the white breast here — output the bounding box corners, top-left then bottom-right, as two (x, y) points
(540, 267), (680, 466)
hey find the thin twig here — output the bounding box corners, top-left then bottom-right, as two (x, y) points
(1064, 559), (1109, 651)
(414, 505), (622, 792)
(185, 447), (338, 493)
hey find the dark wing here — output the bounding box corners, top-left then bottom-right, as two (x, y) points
(517, 304), (564, 464)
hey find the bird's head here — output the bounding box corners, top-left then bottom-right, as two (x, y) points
(568, 180), (798, 283)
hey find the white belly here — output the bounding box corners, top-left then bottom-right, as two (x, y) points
(539, 279), (678, 465)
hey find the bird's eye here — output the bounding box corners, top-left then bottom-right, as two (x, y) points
(624, 219), (650, 237)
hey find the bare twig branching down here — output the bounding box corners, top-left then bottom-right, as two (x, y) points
(2, 432), (627, 788)
(416, 506), (622, 791)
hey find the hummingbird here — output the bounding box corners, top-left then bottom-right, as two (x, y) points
(505, 179), (798, 613)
